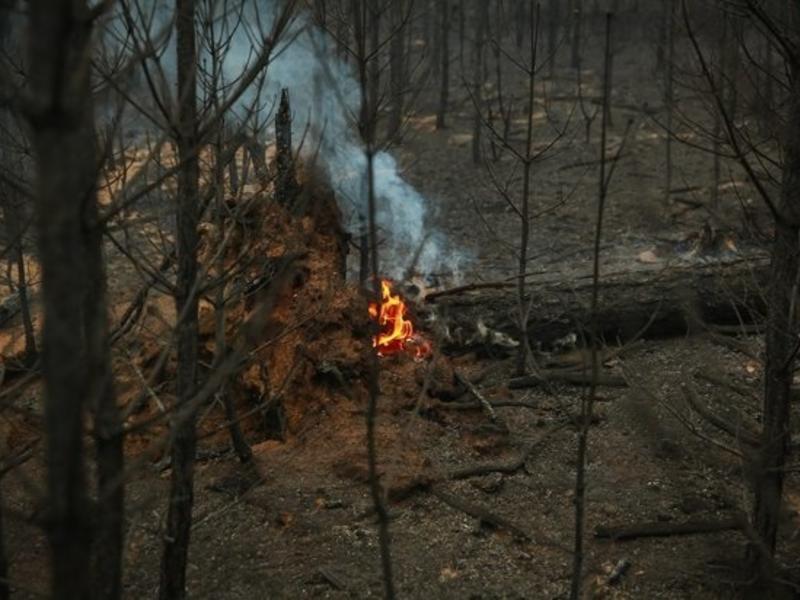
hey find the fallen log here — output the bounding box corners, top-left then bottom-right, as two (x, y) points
(594, 516), (743, 541)
(427, 257), (768, 350)
(509, 370), (628, 389)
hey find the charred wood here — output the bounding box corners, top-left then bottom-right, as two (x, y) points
(428, 258), (768, 350)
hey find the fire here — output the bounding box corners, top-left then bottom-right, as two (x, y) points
(368, 279), (431, 359)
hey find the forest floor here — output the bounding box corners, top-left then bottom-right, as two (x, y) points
(2, 18), (799, 600)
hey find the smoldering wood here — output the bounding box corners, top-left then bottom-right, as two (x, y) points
(427, 257), (769, 350)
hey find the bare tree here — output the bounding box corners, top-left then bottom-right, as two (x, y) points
(436, 0), (450, 130)
(683, 0), (800, 590)
(24, 0), (119, 597)
(471, 0), (489, 165)
(158, 0), (201, 597)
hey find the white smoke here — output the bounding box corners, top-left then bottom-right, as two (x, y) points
(101, 1), (457, 278)
(215, 2), (451, 278)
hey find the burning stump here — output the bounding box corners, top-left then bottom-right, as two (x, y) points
(122, 161), (490, 500)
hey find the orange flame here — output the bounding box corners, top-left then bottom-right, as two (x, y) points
(368, 279), (431, 359)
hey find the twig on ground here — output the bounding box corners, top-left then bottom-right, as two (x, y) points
(455, 371), (499, 423)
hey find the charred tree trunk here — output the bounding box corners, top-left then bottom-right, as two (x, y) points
(0, 0), (34, 364)
(748, 64), (800, 586)
(458, 0), (465, 72)
(723, 12), (740, 124)
(25, 1), (111, 597)
(429, 258), (770, 350)
(275, 88), (298, 210)
(227, 126), (240, 195)
(1, 176), (36, 364)
(0, 488), (6, 600)
(547, 0), (560, 78)
(516, 3), (539, 375)
(571, 0), (583, 69)
(430, 0), (441, 81)
(368, 2), (380, 131)
(388, 1), (405, 139)
(515, 1), (526, 48)
(159, 0), (200, 597)
(209, 32), (252, 464)
(85, 172), (124, 600)
(471, 0), (488, 165)
(0, 28), (10, 600)
(655, 0), (667, 72)
(711, 11), (727, 210)
(436, 0), (450, 129)
(664, 0), (675, 203)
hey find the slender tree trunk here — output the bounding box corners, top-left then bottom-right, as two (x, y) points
(159, 0), (200, 597)
(275, 88), (298, 209)
(436, 0), (450, 129)
(2, 195), (36, 362)
(84, 168), (124, 599)
(458, 0), (465, 72)
(516, 3), (539, 376)
(655, 0), (667, 72)
(26, 1), (104, 597)
(0, 0), (34, 363)
(0, 488), (6, 600)
(515, 1), (525, 48)
(471, 0), (488, 165)
(761, 37), (774, 137)
(570, 13), (613, 600)
(749, 64), (800, 586)
(571, 0), (583, 69)
(355, 2), (396, 595)
(368, 1), (380, 131)
(711, 13), (726, 210)
(430, 0), (441, 80)
(388, 1), (405, 139)
(210, 39), (251, 464)
(548, 0), (560, 78)
(723, 12), (740, 123)
(664, 0), (675, 202)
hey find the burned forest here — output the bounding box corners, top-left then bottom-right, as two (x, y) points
(1, 0), (800, 598)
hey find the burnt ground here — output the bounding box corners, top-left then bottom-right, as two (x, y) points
(2, 16), (799, 600)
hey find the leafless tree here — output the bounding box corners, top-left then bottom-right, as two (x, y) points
(24, 0), (122, 597)
(683, 0), (800, 591)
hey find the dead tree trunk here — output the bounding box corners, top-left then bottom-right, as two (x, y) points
(0, 167), (36, 365)
(547, 0), (560, 78)
(571, 0), (583, 69)
(471, 0), (489, 165)
(749, 64), (800, 585)
(0, 488), (6, 600)
(436, 0), (450, 130)
(0, 0), (34, 364)
(275, 88), (298, 210)
(85, 170), (124, 600)
(159, 0), (200, 597)
(655, 0), (667, 72)
(25, 0), (111, 597)
(387, 1), (405, 139)
(428, 258), (770, 350)
(209, 30), (252, 464)
(664, 0), (675, 202)
(711, 13), (726, 210)
(516, 3), (539, 375)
